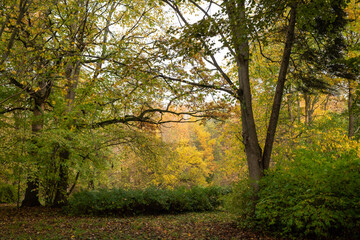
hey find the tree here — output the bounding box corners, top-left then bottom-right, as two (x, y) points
(157, 0), (350, 193)
(1, 0), (54, 207)
(292, 0), (357, 135)
(0, 0), (151, 206)
(0, 0), (222, 206)
(343, 0), (360, 138)
(157, 0), (296, 191)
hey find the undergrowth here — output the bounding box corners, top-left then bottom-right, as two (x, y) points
(66, 186), (228, 216)
(226, 147), (360, 239)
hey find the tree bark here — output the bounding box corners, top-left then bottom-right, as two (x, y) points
(304, 93), (310, 125)
(225, 0), (263, 190)
(324, 95), (330, 112)
(53, 150), (70, 207)
(21, 102), (44, 207)
(287, 88), (294, 124)
(348, 80), (354, 138)
(21, 177), (41, 207)
(262, 5), (297, 170)
(304, 93), (318, 126)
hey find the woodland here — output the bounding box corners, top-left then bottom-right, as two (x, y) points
(0, 0), (359, 239)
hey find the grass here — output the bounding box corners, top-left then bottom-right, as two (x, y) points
(0, 204), (277, 239)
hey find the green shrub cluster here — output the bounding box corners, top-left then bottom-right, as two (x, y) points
(66, 186), (227, 216)
(227, 149), (360, 239)
(0, 183), (16, 203)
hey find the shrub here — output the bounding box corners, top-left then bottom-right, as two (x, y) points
(255, 149), (360, 239)
(66, 186), (227, 216)
(227, 147), (360, 239)
(224, 179), (256, 228)
(0, 183), (16, 203)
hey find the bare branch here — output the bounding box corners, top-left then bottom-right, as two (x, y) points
(155, 73), (236, 97)
(0, 107), (32, 114)
(0, 89), (26, 105)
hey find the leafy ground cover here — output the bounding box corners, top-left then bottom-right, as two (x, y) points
(0, 204), (278, 240)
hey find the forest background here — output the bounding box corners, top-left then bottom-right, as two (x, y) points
(0, 0), (359, 238)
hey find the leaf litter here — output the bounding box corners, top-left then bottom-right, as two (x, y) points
(0, 204), (281, 239)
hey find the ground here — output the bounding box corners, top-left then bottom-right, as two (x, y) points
(0, 204), (279, 239)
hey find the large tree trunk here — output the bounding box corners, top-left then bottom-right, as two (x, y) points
(225, 2), (297, 190)
(21, 102), (44, 207)
(21, 177), (41, 207)
(53, 150), (70, 207)
(225, 0), (263, 191)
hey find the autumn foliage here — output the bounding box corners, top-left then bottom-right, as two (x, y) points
(0, 0), (360, 239)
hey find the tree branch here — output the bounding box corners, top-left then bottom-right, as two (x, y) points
(0, 107), (32, 114)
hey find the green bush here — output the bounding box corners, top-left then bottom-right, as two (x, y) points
(224, 179), (256, 227)
(227, 148), (360, 239)
(256, 149), (360, 239)
(0, 183), (16, 203)
(66, 186), (227, 216)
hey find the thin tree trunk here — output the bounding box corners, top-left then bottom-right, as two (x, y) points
(1, 0), (30, 65)
(309, 95), (319, 124)
(304, 93), (310, 125)
(324, 95), (330, 111)
(262, 5), (297, 170)
(287, 89), (295, 139)
(348, 80), (354, 138)
(304, 93), (317, 126)
(297, 94), (301, 123)
(287, 89), (294, 124)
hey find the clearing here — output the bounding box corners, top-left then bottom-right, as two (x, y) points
(0, 204), (278, 239)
